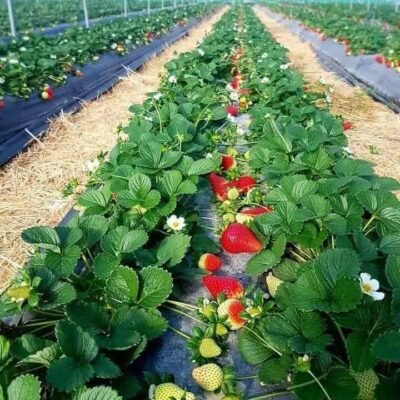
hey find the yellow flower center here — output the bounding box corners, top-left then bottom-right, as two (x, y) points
(362, 283), (372, 294)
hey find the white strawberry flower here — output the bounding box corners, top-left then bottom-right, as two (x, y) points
(8, 58), (19, 64)
(359, 273), (385, 301)
(50, 54), (57, 59)
(167, 215), (186, 231)
(227, 114), (236, 123)
(22, 35), (30, 41)
(261, 76), (270, 84)
(168, 75), (177, 84)
(261, 52), (268, 58)
(111, 43), (117, 50)
(0, 77), (5, 84)
(205, 153), (213, 159)
(280, 63), (290, 70)
(153, 92), (162, 101)
(197, 48), (205, 56)
(230, 91), (239, 101)
(19, 47), (26, 52)
(85, 159), (100, 172)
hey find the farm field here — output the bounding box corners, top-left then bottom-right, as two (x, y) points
(0, 2), (400, 400)
(0, 0), (173, 36)
(267, 2), (400, 69)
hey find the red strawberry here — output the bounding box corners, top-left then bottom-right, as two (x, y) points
(220, 223), (262, 254)
(202, 275), (244, 299)
(209, 173), (229, 201)
(342, 120), (353, 131)
(217, 299), (246, 330)
(231, 176), (256, 194)
(221, 155), (237, 171)
(199, 253), (222, 273)
(375, 54), (385, 64)
(231, 79), (239, 89)
(41, 85), (54, 101)
(0, 99), (4, 109)
(236, 206), (271, 223)
(225, 104), (239, 117)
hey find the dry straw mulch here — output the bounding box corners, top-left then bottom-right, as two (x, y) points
(254, 6), (400, 181)
(0, 7), (229, 291)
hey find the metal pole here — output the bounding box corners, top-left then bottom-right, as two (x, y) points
(147, 0), (150, 15)
(6, 0), (16, 37)
(123, 0), (128, 16)
(82, 0), (90, 28)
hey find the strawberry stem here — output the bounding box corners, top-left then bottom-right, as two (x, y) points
(163, 305), (206, 326)
(166, 299), (197, 310)
(168, 325), (191, 340)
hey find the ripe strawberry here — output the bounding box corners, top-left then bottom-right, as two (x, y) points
(217, 299), (246, 330)
(351, 369), (378, 400)
(375, 54), (385, 64)
(226, 104), (239, 117)
(266, 273), (283, 297)
(220, 223), (262, 254)
(199, 253), (222, 273)
(41, 85), (54, 100)
(236, 206), (272, 224)
(342, 120), (353, 131)
(199, 338), (222, 358)
(231, 79), (239, 89)
(153, 383), (195, 400)
(209, 173), (229, 201)
(192, 363), (223, 391)
(230, 176), (256, 194)
(202, 275), (244, 299)
(221, 154), (237, 170)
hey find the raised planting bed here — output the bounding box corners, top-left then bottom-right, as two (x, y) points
(1, 5), (400, 400)
(0, 5), (215, 165)
(263, 7), (400, 114)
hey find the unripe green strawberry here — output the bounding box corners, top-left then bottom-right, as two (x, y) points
(216, 322), (229, 336)
(266, 273), (283, 297)
(192, 363), (223, 391)
(223, 213), (236, 224)
(201, 303), (215, 319)
(6, 285), (30, 302)
(227, 187), (240, 200)
(226, 147), (238, 157)
(199, 338), (222, 358)
(351, 369), (379, 400)
(153, 383), (195, 400)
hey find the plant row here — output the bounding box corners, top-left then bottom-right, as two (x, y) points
(0, 0), (173, 37)
(0, 4), (212, 104)
(138, 5), (400, 400)
(267, 2), (400, 70)
(0, 5), (239, 399)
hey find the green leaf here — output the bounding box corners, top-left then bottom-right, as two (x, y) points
(157, 234), (191, 267)
(43, 282), (76, 309)
(138, 267), (173, 308)
(78, 215), (109, 248)
(0, 335), (10, 364)
(66, 301), (108, 335)
(127, 308), (168, 339)
(10, 334), (51, 360)
(187, 158), (215, 176)
(77, 386), (123, 400)
(93, 252), (120, 280)
(7, 374), (41, 400)
(101, 227), (148, 256)
(55, 320), (98, 363)
(21, 227), (60, 252)
(246, 250), (280, 276)
(293, 367), (359, 400)
(44, 245), (80, 278)
(106, 267), (139, 308)
(372, 331), (400, 362)
(20, 344), (61, 368)
(258, 355), (292, 385)
(238, 327), (275, 364)
(346, 331), (376, 372)
(47, 357), (94, 392)
(380, 234), (400, 255)
(385, 256), (400, 289)
(120, 229), (148, 253)
(78, 190), (110, 214)
(92, 354), (121, 378)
